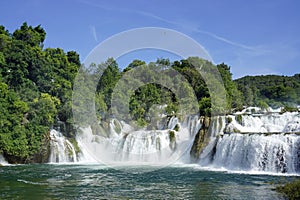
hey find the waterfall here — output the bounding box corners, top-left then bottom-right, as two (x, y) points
(76, 116), (201, 165)
(49, 130), (77, 163)
(0, 154), (9, 166)
(49, 108), (300, 174)
(229, 112), (300, 133)
(199, 133), (300, 173)
(198, 112), (300, 174)
(199, 116), (226, 161)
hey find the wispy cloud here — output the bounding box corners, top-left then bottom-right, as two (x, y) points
(136, 11), (178, 26)
(90, 25), (98, 42)
(77, 0), (299, 78)
(195, 29), (256, 51)
(134, 10), (257, 52)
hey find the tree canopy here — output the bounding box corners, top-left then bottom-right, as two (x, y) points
(0, 23), (80, 162)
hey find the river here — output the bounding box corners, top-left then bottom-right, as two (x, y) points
(0, 164), (292, 199)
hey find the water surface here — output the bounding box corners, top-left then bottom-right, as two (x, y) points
(0, 164), (289, 199)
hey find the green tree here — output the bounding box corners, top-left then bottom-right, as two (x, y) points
(12, 22), (46, 47)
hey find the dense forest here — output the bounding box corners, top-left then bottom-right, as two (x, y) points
(0, 23), (299, 163)
(235, 74), (300, 109)
(0, 23), (80, 163)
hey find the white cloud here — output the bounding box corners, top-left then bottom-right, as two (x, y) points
(90, 25), (98, 42)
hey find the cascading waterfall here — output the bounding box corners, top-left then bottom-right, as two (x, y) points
(198, 111), (300, 174)
(76, 116), (201, 165)
(49, 130), (77, 163)
(49, 107), (300, 174)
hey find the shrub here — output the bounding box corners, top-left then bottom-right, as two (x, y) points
(169, 130), (176, 142)
(281, 105), (298, 113)
(236, 114), (243, 125)
(226, 116), (232, 124)
(173, 124), (180, 132)
(276, 179), (300, 200)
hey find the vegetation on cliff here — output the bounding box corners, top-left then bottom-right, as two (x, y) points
(0, 23), (80, 162)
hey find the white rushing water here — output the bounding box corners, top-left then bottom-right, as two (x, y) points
(49, 130), (77, 163)
(198, 112), (300, 174)
(225, 112), (300, 133)
(199, 133), (300, 173)
(76, 116), (201, 165)
(0, 154), (9, 166)
(49, 110), (300, 174)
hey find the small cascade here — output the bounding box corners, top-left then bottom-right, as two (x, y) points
(199, 116), (226, 162)
(183, 115), (202, 137)
(168, 116), (179, 130)
(0, 154), (9, 166)
(226, 112), (300, 133)
(49, 130), (77, 163)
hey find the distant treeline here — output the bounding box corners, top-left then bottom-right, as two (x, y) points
(235, 74), (300, 109)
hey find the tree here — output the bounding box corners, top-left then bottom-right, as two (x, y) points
(0, 81), (30, 160)
(97, 58), (121, 109)
(217, 63), (243, 110)
(12, 22), (46, 47)
(123, 59), (146, 72)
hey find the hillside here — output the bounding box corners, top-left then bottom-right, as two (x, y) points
(235, 74), (300, 108)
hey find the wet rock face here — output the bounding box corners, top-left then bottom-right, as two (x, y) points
(190, 116), (211, 160)
(30, 133), (51, 163)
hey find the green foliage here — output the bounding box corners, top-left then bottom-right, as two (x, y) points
(276, 179), (300, 200)
(281, 105), (298, 113)
(95, 93), (107, 120)
(0, 81), (30, 159)
(235, 74), (300, 107)
(198, 97), (211, 117)
(136, 118), (147, 127)
(236, 114), (243, 125)
(165, 103), (178, 116)
(257, 100), (269, 110)
(173, 124), (180, 132)
(97, 58), (121, 109)
(123, 59), (146, 72)
(169, 130), (176, 142)
(0, 23), (80, 162)
(217, 63), (243, 110)
(29, 93), (60, 127)
(226, 116), (233, 124)
(12, 22), (46, 47)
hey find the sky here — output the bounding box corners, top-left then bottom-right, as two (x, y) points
(0, 0), (299, 79)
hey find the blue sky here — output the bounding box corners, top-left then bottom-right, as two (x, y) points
(1, 0), (299, 79)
